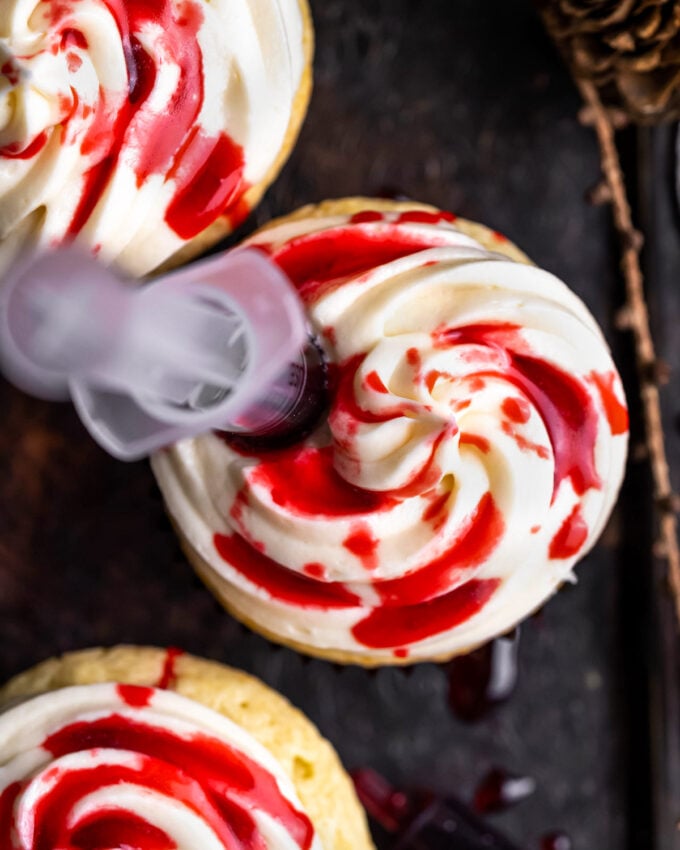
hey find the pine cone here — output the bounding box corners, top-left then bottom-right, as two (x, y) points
(537, 0), (680, 123)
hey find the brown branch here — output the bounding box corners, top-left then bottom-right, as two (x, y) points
(576, 78), (680, 625)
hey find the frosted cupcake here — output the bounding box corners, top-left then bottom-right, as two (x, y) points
(0, 645), (373, 850)
(152, 198), (629, 666)
(0, 0), (313, 277)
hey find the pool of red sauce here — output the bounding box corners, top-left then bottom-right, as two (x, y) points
(212, 212), (627, 652)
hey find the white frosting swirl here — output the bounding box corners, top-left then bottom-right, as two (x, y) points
(0, 0), (306, 276)
(152, 207), (629, 662)
(0, 683), (321, 849)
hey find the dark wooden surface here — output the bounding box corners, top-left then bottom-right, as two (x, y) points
(0, 1), (678, 847)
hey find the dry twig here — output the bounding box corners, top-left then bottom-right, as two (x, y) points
(576, 78), (680, 624)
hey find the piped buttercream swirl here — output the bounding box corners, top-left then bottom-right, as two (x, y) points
(0, 683), (320, 849)
(152, 205), (629, 663)
(0, 0), (306, 276)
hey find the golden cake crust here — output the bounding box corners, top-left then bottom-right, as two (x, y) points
(0, 645), (375, 850)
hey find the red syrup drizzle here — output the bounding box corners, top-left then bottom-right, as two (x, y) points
(213, 532), (362, 609)
(248, 444), (397, 517)
(33, 0), (247, 240)
(433, 323), (602, 501)
(446, 629), (520, 722)
(549, 504), (588, 559)
(350, 579), (500, 649)
(268, 225), (451, 303)
(24, 713), (315, 850)
(71, 812), (175, 850)
(157, 646), (183, 689)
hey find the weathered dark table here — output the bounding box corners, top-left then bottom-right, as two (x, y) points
(1, 2), (679, 847)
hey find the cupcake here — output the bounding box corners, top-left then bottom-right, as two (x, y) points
(152, 198), (629, 666)
(0, 645), (374, 850)
(0, 0), (313, 277)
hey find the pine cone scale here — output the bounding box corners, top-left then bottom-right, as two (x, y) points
(537, 0), (680, 122)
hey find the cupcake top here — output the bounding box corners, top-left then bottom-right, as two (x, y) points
(0, 0), (309, 277)
(152, 199), (629, 664)
(0, 681), (321, 849)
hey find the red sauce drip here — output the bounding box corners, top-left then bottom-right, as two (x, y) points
(116, 684), (154, 707)
(249, 445), (397, 517)
(38, 713), (314, 850)
(270, 227), (447, 303)
(213, 533), (362, 609)
(549, 504), (588, 559)
(302, 562), (326, 579)
(165, 132), (245, 239)
(364, 370), (389, 393)
(460, 433), (490, 454)
(371, 493), (504, 606)
(343, 523), (379, 570)
(591, 370), (628, 435)
(156, 647), (183, 689)
(351, 578), (500, 649)
(502, 396), (530, 423)
(349, 210), (384, 223)
(71, 811), (175, 850)
(434, 324), (601, 498)
(492, 230), (508, 243)
(0, 131), (48, 159)
(393, 648), (409, 659)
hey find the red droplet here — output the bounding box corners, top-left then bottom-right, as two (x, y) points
(364, 370), (389, 393)
(393, 648), (409, 659)
(302, 562), (327, 579)
(502, 396), (531, 423)
(116, 684), (154, 708)
(447, 629), (520, 722)
(351, 769), (412, 832)
(343, 524), (379, 571)
(472, 767), (535, 814)
(549, 504), (588, 559)
(541, 832), (572, 850)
